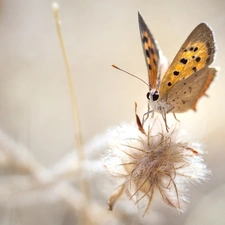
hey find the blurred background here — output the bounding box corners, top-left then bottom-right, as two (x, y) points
(0, 0), (224, 224)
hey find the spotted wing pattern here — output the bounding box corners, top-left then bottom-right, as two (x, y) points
(159, 23), (216, 98)
(138, 12), (160, 89)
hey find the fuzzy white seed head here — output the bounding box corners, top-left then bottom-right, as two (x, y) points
(105, 115), (210, 215)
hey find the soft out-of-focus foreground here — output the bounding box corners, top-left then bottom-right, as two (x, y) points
(0, 0), (224, 224)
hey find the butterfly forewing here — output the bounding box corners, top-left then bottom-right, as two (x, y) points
(159, 23), (216, 98)
(166, 67), (217, 112)
(138, 12), (160, 89)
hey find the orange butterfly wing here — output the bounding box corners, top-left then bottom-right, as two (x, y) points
(138, 12), (160, 90)
(159, 23), (216, 98)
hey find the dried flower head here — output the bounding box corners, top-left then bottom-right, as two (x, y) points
(105, 107), (209, 215)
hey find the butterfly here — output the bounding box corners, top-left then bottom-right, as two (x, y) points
(138, 12), (217, 130)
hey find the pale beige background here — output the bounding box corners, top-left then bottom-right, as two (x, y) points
(0, 0), (225, 224)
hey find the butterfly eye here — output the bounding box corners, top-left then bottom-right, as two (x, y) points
(152, 90), (159, 101)
(146, 92), (151, 100)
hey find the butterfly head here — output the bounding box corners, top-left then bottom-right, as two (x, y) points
(147, 89), (172, 115)
(147, 89), (159, 102)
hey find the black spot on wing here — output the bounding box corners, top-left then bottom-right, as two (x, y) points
(194, 47), (198, 52)
(180, 58), (188, 64)
(195, 57), (201, 62)
(150, 47), (154, 54)
(142, 36), (148, 44)
(173, 71), (179, 76)
(145, 49), (150, 58)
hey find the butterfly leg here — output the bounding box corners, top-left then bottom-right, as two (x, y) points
(161, 111), (169, 132)
(173, 113), (180, 122)
(142, 106), (154, 126)
(142, 111), (152, 126)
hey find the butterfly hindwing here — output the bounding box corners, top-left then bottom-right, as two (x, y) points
(159, 23), (216, 98)
(165, 67), (217, 112)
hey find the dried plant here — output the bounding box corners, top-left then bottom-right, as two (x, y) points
(105, 105), (210, 215)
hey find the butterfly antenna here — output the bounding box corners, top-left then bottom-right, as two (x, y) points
(112, 64), (149, 87)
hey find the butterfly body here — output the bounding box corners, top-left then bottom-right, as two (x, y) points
(138, 12), (217, 125)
